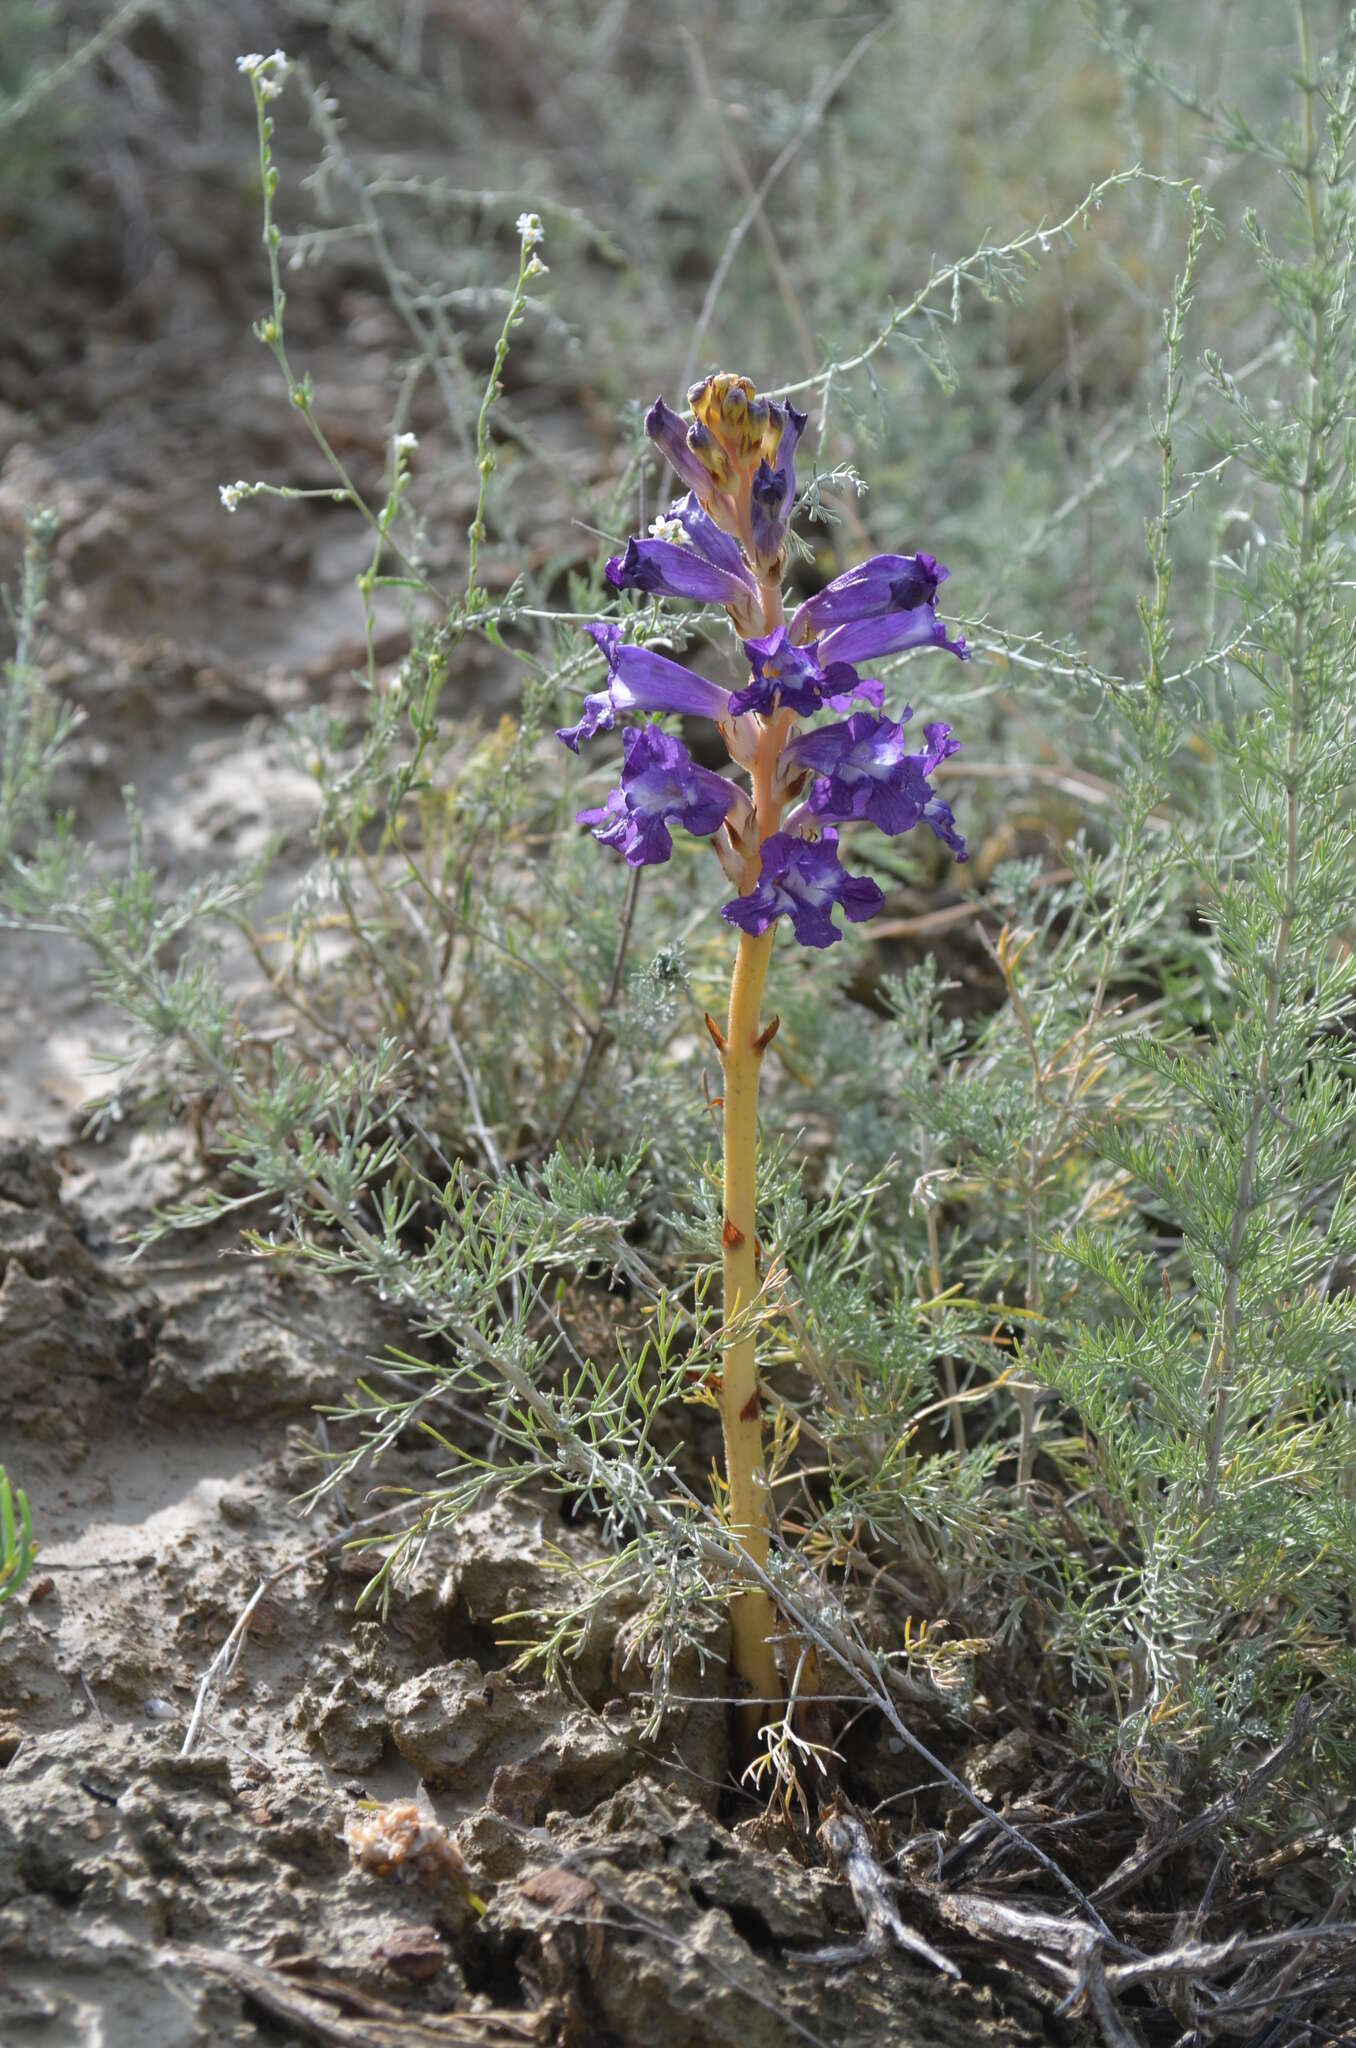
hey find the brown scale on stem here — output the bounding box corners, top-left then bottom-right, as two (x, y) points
(684, 1367), (722, 1394)
(752, 1013), (781, 1056)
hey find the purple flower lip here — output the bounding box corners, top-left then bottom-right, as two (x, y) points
(576, 724), (740, 867)
(785, 711), (967, 857)
(729, 626), (858, 719)
(604, 495), (759, 615)
(556, 622), (731, 751)
(818, 604), (968, 669)
(722, 828), (884, 949)
(790, 552), (947, 637)
(665, 494), (753, 583)
(605, 535), (745, 607)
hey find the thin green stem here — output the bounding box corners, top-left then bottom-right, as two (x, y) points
(1199, 0), (1325, 1512)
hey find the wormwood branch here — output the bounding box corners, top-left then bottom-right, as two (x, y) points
(816, 1809), (960, 1977)
(1197, 0), (1341, 1515)
(1084, 1), (1298, 169)
(544, 864), (642, 1152)
(678, 19), (892, 396)
(1, 508), (76, 866)
(466, 211), (548, 612)
(779, 170), (1172, 402)
(236, 53), (441, 604)
(1090, 1697), (1315, 1906)
(300, 69), (475, 462)
(0, 0), (161, 134)
(678, 22), (882, 554)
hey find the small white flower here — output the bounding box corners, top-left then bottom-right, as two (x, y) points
(219, 483), (243, 512)
(394, 432), (418, 456)
(648, 515), (688, 546)
(525, 253), (549, 279)
(516, 211), (544, 247)
(238, 48), (287, 84)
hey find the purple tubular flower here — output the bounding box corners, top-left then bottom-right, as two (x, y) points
(729, 626), (858, 718)
(577, 725), (739, 866)
(790, 552), (947, 637)
(606, 535), (745, 606)
(605, 496), (759, 611)
(644, 396), (716, 499)
(748, 401), (807, 566)
(665, 494), (752, 583)
(557, 622), (732, 750)
(818, 604), (968, 669)
(787, 712), (967, 857)
(722, 830), (884, 949)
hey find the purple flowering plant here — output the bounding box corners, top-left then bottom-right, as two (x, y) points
(560, 372), (968, 1724)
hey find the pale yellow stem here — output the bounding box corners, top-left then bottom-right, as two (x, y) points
(719, 925), (782, 1726)
(716, 575), (791, 1738)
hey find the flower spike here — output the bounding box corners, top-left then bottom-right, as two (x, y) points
(559, 370), (969, 1741)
